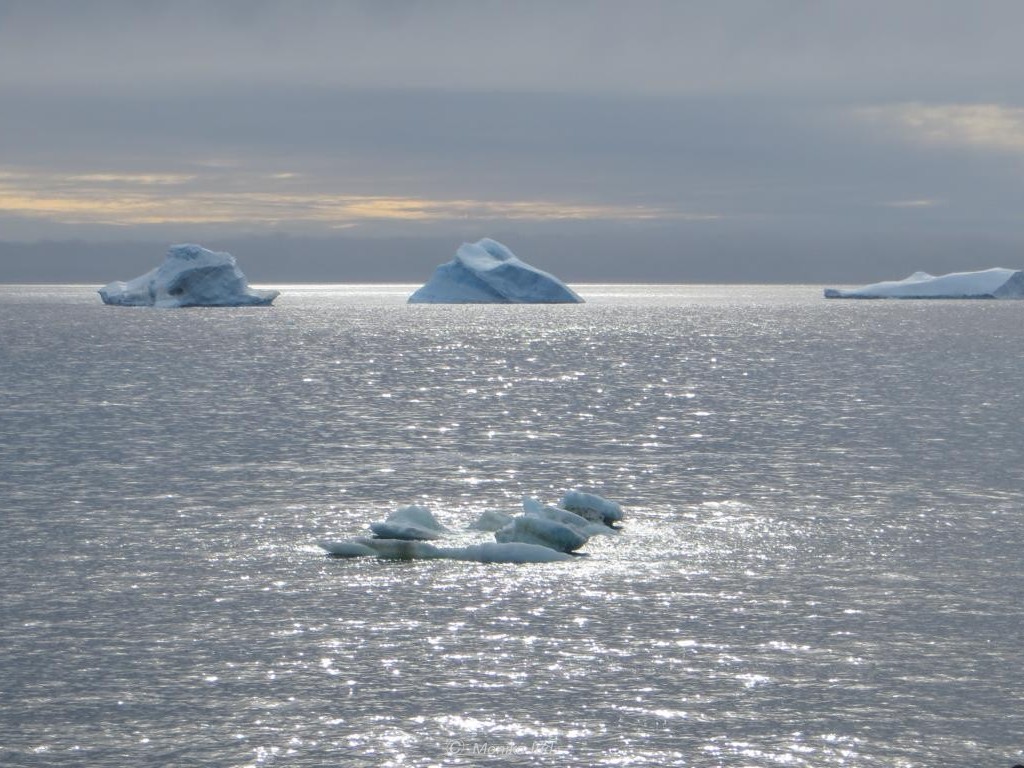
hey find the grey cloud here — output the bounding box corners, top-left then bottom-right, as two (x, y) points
(1, 2), (1024, 281)
(2, 1), (1023, 97)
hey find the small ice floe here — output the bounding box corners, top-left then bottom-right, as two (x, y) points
(488, 496), (617, 554)
(368, 505), (448, 541)
(319, 537), (573, 564)
(560, 490), (625, 527)
(320, 490), (625, 564)
(521, 496), (617, 537)
(466, 509), (515, 532)
(494, 514), (589, 554)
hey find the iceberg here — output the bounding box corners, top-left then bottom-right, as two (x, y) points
(408, 238), (583, 304)
(824, 268), (1024, 299)
(368, 505), (448, 541)
(99, 244), (279, 307)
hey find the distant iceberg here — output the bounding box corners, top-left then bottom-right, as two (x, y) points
(99, 244), (279, 307)
(824, 268), (1024, 299)
(408, 238), (583, 304)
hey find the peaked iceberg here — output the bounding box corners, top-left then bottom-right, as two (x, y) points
(824, 268), (1024, 299)
(99, 244), (279, 307)
(408, 238), (583, 304)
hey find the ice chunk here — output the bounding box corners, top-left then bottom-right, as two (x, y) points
(408, 238), (583, 304)
(319, 538), (572, 563)
(494, 515), (588, 553)
(560, 490), (624, 527)
(327, 536), (444, 561)
(99, 244), (279, 307)
(369, 505), (448, 541)
(521, 497), (615, 537)
(824, 268), (1024, 299)
(318, 539), (380, 558)
(442, 542), (573, 563)
(467, 509), (515, 532)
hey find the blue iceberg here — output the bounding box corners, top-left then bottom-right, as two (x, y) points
(99, 244), (279, 307)
(408, 238), (583, 304)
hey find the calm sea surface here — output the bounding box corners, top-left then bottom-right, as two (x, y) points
(1, 284), (1022, 767)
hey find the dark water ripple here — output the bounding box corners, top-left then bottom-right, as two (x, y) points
(0, 285), (1022, 767)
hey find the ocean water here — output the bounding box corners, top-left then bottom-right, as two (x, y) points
(1, 284), (1022, 768)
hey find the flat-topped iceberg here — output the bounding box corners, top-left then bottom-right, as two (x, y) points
(408, 238), (583, 304)
(99, 244), (279, 307)
(824, 268), (1024, 299)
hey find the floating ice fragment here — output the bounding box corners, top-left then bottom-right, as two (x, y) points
(318, 538), (572, 563)
(494, 515), (588, 553)
(521, 496), (615, 537)
(441, 542), (573, 563)
(467, 509), (515, 532)
(320, 491), (626, 564)
(560, 490), (625, 526)
(369, 505), (448, 541)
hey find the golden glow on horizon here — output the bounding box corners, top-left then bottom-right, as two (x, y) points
(883, 199), (943, 208)
(0, 169), (717, 227)
(858, 102), (1024, 153)
(64, 173), (198, 185)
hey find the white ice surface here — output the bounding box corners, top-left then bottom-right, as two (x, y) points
(824, 268), (1024, 299)
(408, 238), (583, 304)
(98, 244), (279, 307)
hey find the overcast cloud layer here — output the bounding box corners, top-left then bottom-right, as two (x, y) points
(1, 1), (1023, 282)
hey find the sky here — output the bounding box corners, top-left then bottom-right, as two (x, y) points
(1, 0), (1023, 282)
